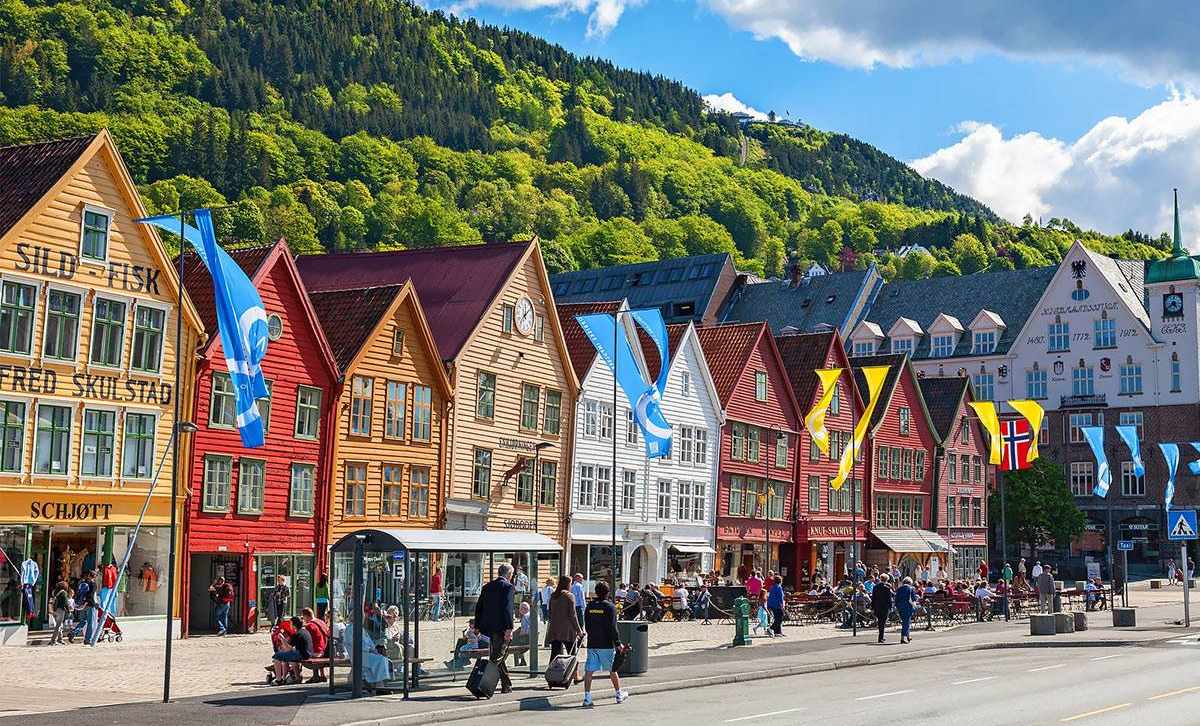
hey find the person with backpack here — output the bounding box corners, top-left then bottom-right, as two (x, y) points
(582, 581), (628, 707)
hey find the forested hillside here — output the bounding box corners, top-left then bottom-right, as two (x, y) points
(0, 0), (1169, 278)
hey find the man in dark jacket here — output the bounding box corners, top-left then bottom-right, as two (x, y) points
(474, 563), (516, 694)
(871, 573), (895, 643)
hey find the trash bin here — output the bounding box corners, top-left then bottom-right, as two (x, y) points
(1052, 591), (1062, 613)
(617, 621), (649, 675)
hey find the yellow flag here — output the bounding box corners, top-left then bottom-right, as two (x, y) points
(968, 401), (1002, 465)
(832, 365), (890, 490)
(1008, 399), (1045, 464)
(804, 368), (843, 457)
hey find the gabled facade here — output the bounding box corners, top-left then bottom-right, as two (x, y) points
(775, 330), (869, 583)
(0, 132), (204, 644)
(180, 241), (339, 636)
(697, 322), (803, 586)
(560, 301), (723, 589)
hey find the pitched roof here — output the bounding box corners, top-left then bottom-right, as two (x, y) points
(1082, 245), (1151, 330)
(550, 253), (731, 323)
(695, 322), (767, 406)
(917, 376), (970, 440)
(178, 244), (274, 337)
(864, 266), (1056, 359)
(308, 286), (404, 371)
(558, 301), (622, 382)
(296, 242), (530, 361)
(0, 135), (95, 239)
(850, 353), (909, 431)
(774, 331), (836, 409)
(722, 268), (879, 335)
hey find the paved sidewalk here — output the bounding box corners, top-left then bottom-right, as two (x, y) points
(4, 600), (1188, 726)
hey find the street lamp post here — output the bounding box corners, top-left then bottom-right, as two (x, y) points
(530, 441), (553, 677)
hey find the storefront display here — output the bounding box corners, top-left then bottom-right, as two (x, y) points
(0, 526), (28, 623)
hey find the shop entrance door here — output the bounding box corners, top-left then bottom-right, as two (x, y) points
(188, 554), (242, 634)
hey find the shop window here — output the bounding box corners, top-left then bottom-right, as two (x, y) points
(411, 385), (432, 441)
(289, 463), (315, 517)
(202, 455), (232, 512)
(43, 289), (80, 360)
(294, 386), (322, 439)
(122, 412), (155, 479)
(89, 297), (125, 367)
(238, 458), (265, 514)
(0, 526), (27, 622)
(34, 403), (71, 475)
(113, 526), (170, 617)
(130, 304), (165, 373)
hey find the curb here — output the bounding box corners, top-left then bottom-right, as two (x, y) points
(336, 638), (1153, 726)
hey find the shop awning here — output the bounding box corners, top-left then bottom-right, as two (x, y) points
(668, 542), (716, 554)
(331, 528), (561, 553)
(871, 529), (953, 554)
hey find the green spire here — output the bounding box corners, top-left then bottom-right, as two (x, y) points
(1145, 188), (1200, 284)
(1174, 188), (1184, 256)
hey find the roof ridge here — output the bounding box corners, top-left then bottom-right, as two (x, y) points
(300, 241), (529, 261)
(0, 134), (97, 152)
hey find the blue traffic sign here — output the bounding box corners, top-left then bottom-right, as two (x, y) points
(1117, 540), (1134, 551)
(1168, 509), (1199, 541)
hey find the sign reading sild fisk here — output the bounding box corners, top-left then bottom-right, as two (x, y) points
(17, 242), (162, 295)
(0, 365), (171, 404)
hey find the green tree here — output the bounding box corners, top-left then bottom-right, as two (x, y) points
(991, 459), (1086, 557)
(951, 233), (989, 274)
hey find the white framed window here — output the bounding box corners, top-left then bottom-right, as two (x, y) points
(1069, 461), (1093, 496)
(577, 464), (596, 508)
(677, 480), (694, 521)
(1072, 365), (1094, 397)
(754, 371), (767, 401)
(1120, 461), (1145, 497)
(130, 304), (166, 373)
(34, 403), (71, 475)
(679, 426), (694, 463)
(853, 340), (875, 357)
(80, 205), (111, 262)
(830, 383), (841, 416)
(350, 376), (373, 435)
(1118, 411), (1144, 441)
(1094, 317), (1116, 349)
(1068, 412), (1096, 444)
(295, 385), (322, 439)
(692, 482), (706, 521)
(89, 297), (126, 367)
(599, 402), (614, 441)
(411, 385), (432, 442)
(344, 462), (367, 516)
(289, 463), (315, 517)
(898, 407), (911, 435)
(237, 458), (265, 514)
(256, 380), (272, 434)
(209, 373), (236, 427)
(583, 400), (598, 438)
(625, 408), (638, 446)
(1119, 359), (1143, 395)
(915, 450), (927, 480)
(891, 337), (913, 355)
(657, 479), (672, 519)
(972, 330), (995, 354)
(948, 452), (957, 482)
(973, 373), (994, 401)
(1026, 366), (1047, 400)
(122, 411), (155, 479)
(0, 400), (25, 473)
(202, 455), (232, 512)
(43, 288), (81, 361)
(695, 428), (708, 464)
(621, 470), (637, 512)
(385, 381), (407, 439)
(596, 466), (612, 509)
(681, 371), (691, 397)
(0, 280), (36, 355)
(931, 334), (955, 357)
(81, 408), (115, 477)
(1048, 317), (1070, 352)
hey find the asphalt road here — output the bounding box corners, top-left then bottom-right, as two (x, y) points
(478, 644), (1200, 726)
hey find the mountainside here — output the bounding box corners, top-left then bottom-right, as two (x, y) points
(0, 0), (1168, 279)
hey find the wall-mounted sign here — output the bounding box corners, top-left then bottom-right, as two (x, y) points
(502, 518), (536, 530)
(30, 501), (113, 521)
(0, 365), (171, 404)
(498, 437), (540, 453)
(17, 242), (162, 295)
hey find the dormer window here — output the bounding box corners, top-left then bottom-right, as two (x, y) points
(972, 331), (996, 354)
(891, 337), (914, 355)
(931, 334), (956, 358)
(853, 340), (876, 357)
(81, 206), (111, 263)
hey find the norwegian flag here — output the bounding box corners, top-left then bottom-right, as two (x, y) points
(999, 418), (1034, 471)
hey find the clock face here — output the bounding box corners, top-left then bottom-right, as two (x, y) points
(1165, 293), (1184, 317)
(515, 296), (535, 335)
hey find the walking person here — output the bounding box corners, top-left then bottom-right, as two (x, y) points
(1036, 565), (1055, 613)
(1002, 561), (1013, 583)
(1167, 558), (1179, 586)
(49, 580), (70, 645)
(78, 571), (98, 645)
(895, 576), (918, 644)
(474, 563), (516, 695)
(540, 578), (554, 622)
(571, 573), (587, 629)
(871, 573), (894, 643)
(314, 574), (330, 621)
(430, 566), (444, 620)
(582, 581), (628, 707)
(547, 575), (583, 685)
(767, 575), (785, 636)
(208, 575), (235, 635)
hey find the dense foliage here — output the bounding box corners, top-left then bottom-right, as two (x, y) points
(0, 0), (1168, 274)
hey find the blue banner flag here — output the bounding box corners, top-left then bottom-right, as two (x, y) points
(1082, 426), (1111, 497)
(1161, 443), (1180, 510)
(1115, 425), (1144, 477)
(138, 210), (269, 447)
(1187, 442), (1200, 476)
(575, 309), (672, 458)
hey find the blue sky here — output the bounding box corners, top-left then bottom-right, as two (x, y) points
(436, 1), (1200, 237)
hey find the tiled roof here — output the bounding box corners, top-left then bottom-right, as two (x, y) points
(917, 376), (970, 440)
(0, 135), (95, 239)
(558, 301), (622, 382)
(550, 253), (731, 323)
(178, 244), (275, 337)
(296, 242), (529, 361)
(774, 331), (836, 409)
(1084, 246), (1151, 330)
(850, 353), (909, 431)
(863, 267), (1056, 359)
(695, 322), (766, 406)
(722, 268), (879, 335)
(308, 285), (404, 371)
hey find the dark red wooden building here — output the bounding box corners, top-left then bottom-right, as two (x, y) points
(775, 330), (869, 585)
(851, 353), (944, 579)
(697, 322), (802, 585)
(180, 241), (339, 635)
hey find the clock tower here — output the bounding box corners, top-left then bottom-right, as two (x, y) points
(1145, 189), (1200, 403)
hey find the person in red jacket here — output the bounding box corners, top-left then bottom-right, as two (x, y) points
(208, 576), (235, 636)
(301, 607), (330, 683)
(978, 561), (989, 582)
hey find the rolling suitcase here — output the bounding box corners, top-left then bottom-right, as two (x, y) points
(466, 658), (500, 699)
(545, 635), (583, 689)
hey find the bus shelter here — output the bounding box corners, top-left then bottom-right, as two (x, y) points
(329, 528), (562, 699)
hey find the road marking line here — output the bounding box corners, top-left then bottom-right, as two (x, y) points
(1060, 704), (1130, 722)
(1028, 663), (1066, 672)
(856, 689), (914, 701)
(952, 676), (997, 685)
(1148, 685), (1200, 701)
(724, 708), (806, 722)
(1090, 654), (1124, 661)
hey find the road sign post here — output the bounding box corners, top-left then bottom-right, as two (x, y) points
(1167, 509), (1197, 628)
(1117, 540), (1134, 607)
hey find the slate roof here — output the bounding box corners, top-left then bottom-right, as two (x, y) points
(550, 253), (731, 323)
(296, 243), (529, 361)
(308, 285), (404, 372)
(178, 244), (274, 337)
(722, 267), (880, 335)
(862, 266), (1056, 359)
(774, 331), (836, 409)
(695, 322), (767, 407)
(850, 353), (909, 431)
(0, 135), (95, 239)
(558, 300), (688, 384)
(1083, 246), (1152, 330)
(917, 376), (970, 441)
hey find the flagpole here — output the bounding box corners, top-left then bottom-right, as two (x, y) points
(163, 209), (186, 703)
(612, 310), (619, 600)
(850, 385), (858, 639)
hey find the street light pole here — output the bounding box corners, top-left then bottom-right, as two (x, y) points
(612, 311), (620, 600)
(764, 427), (771, 577)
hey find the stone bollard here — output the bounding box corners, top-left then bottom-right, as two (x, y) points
(1112, 607), (1136, 627)
(1074, 611), (1088, 631)
(1054, 612), (1075, 634)
(1150, 580), (1162, 589)
(1030, 613), (1056, 636)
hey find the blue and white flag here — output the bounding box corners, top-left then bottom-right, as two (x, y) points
(576, 308), (672, 458)
(1186, 442), (1200, 476)
(138, 209), (269, 447)
(1082, 426), (1111, 497)
(1115, 425), (1144, 477)
(1161, 443), (1181, 510)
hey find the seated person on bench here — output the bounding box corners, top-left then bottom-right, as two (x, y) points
(383, 605), (428, 677)
(445, 620), (489, 671)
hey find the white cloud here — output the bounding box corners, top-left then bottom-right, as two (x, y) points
(911, 94), (1200, 237)
(702, 92), (768, 120)
(701, 1), (1200, 86)
(445, 0), (640, 37)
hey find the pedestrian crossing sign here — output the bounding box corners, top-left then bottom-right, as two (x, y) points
(1168, 509), (1198, 541)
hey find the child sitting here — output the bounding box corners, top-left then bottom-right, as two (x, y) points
(444, 620), (490, 671)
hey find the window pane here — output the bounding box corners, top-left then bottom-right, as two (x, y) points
(34, 404), (71, 475)
(122, 413), (155, 478)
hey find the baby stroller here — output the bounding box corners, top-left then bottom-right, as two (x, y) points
(68, 607), (123, 643)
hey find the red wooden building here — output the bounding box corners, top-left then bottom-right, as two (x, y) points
(180, 241), (339, 635)
(696, 322), (802, 585)
(918, 376), (991, 579)
(775, 330), (869, 585)
(851, 353), (944, 578)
